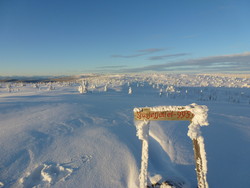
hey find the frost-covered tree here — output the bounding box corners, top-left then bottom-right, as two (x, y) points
(48, 83), (55, 91)
(128, 87), (132, 94)
(104, 84), (108, 92)
(20, 82), (26, 87)
(34, 83), (39, 89)
(156, 83), (160, 89)
(78, 85), (86, 94)
(78, 80), (88, 94)
(166, 85), (175, 93)
(159, 88), (163, 97)
(48, 85), (53, 91)
(7, 84), (12, 93)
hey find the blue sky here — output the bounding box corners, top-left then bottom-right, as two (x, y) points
(1, 0), (250, 76)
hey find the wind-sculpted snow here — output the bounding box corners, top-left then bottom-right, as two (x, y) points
(0, 73), (250, 188)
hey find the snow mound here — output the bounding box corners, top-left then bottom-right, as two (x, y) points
(20, 163), (73, 187)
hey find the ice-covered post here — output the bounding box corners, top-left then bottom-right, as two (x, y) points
(134, 120), (150, 188)
(134, 104), (209, 188)
(187, 104), (209, 188)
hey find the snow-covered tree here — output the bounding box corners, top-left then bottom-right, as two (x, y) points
(7, 84), (12, 93)
(78, 80), (88, 94)
(34, 83), (39, 89)
(128, 87), (132, 94)
(166, 85), (175, 93)
(47, 82), (55, 91)
(159, 88), (163, 97)
(104, 84), (108, 92)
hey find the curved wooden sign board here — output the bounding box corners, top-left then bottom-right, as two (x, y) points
(134, 108), (194, 121)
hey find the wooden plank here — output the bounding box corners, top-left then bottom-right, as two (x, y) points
(193, 139), (208, 188)
(134, 108), (194, 121)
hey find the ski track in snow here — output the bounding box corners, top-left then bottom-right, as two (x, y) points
(0, 74), (250, 188)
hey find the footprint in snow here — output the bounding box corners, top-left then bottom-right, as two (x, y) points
(62, 154), (93, 169)
(20, 163), (73, 188)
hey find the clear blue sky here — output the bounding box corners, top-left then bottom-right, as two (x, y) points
(1, 0), (250, 76)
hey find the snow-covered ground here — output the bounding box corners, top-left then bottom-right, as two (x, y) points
(0, 73), (250, 188)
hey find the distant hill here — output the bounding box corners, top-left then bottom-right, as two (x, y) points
(0, 76), (55, 83)
(0, 74), (100, 83)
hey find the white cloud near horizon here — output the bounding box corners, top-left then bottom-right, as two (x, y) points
(119, 52), (250, 73)
(111, 48), (165, 58)
(148, 53), (190, 60)
(96, 65), (127, 69)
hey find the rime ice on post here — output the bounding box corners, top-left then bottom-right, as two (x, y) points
(134, 104), (209, 188)
(134, 120), (149, 188)
(186, 104), (209, 188)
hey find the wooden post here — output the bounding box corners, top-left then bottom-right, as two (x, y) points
(193, 139), (208, 188)
(139, 139), (149, 188)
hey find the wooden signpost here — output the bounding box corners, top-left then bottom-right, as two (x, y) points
(134, 108), (194, 121)
(134, 106), (209, 188)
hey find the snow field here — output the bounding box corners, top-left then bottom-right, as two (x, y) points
(0, 73), (250, 188)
